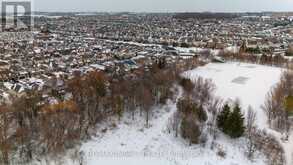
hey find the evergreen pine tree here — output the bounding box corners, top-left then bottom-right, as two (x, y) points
(217, 104), (231, 130)
(227, 103), (245, 138)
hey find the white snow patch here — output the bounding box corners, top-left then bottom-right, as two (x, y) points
(184, 62), (293, 165)
(184, 62), (283, 130)
(74, 86), (266, 165)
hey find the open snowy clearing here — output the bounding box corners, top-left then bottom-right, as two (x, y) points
(184, 62), (283, 130)
(184, 62), (293, 165)
(76, 99), (266, 165)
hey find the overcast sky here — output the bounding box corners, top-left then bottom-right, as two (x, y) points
(34, 0), (293, 12)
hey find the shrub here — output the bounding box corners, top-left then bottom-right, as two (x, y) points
(177, 98), (207, 144)
(217, 148), (226, 158)
(181, 114), (201, 144)
(179, 78), (194, 93)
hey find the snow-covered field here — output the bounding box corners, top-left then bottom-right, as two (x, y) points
(184, 62), (283, 130)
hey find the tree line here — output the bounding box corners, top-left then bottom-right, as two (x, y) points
(219, 51), (290, 68)
(263, 70), (293, 137)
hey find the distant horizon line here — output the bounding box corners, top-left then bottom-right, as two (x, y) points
(30, 11), (293, 14)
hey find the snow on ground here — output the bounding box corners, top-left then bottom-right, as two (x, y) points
(73, 85), (266, 165)
(184, 62), (283, 130)
(40, 62), (288, 165)
(175, 45), (239, 56)
(175, 47), (221, 56)
(184, 62), (293, 165)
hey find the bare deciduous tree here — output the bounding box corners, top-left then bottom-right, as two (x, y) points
(246, 106), (257, 159)
(207, 97), (222, 150)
